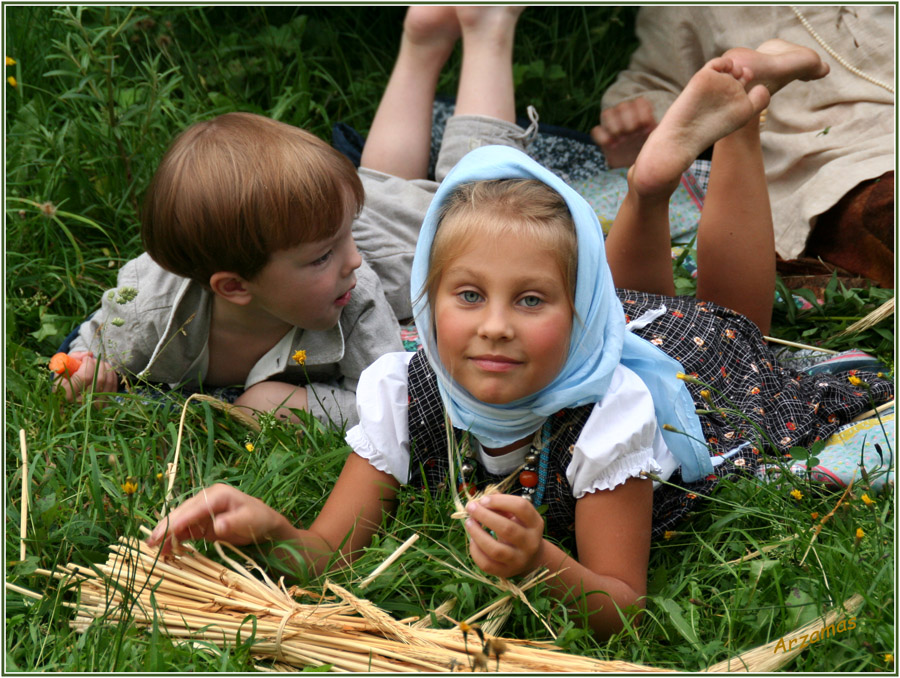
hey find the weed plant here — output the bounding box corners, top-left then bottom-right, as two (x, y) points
(5, 5), (895, 673)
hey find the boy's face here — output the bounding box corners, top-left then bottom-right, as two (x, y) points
(433, 230), (572, 405)
(243, 216), (362, 332)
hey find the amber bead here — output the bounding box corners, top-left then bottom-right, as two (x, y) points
(518, 470), (539, 488)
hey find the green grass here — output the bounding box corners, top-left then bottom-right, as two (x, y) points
(5, 5), (895, 673)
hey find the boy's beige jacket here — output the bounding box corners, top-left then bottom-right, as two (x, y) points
(70, 253), (402, 428)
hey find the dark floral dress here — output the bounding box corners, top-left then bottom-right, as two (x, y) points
(406, 290), (893, 540)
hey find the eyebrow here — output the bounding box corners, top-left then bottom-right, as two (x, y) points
(444, 265), (562, 290)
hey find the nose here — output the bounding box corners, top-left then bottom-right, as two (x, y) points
(341, 237), (362, 277)
(478, 302), (514, 341)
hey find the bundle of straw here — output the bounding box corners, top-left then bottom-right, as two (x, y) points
(38, 536), (666, 673)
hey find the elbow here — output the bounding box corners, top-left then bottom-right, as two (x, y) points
(585, 590), (646, 641)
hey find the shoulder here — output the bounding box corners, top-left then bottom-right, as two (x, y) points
(113, 253), (190, 313)
(567, 364), (668, 495)
(359, 351), (415, 391)
(347, 351), (415, 484)
(580, 364), (659, 456)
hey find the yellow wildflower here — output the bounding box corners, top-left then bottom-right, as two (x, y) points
(292, 349), (307, 366)
(885, 654), (894, 664)
(7, 76), (17, 88)
(699, 389), (712, 403)
(847, 375), (862, 386)
(121, 480), (138, 495)
(854, 527), (865, 545)
(810, 512), (819, 520)
(861, 493), (875, 507)
(244, 442), (255, 452)
(790, 488), (803, 501)
(156, 472), (163, 480)
(6, 56), (16, 66)
(664, 530), (676, 540)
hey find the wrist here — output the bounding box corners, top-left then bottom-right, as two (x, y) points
(269, 514), (302, 543)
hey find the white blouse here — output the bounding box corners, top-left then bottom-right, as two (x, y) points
(346, 352), (679, 498)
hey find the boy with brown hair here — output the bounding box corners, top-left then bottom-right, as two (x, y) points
(63, 112), (399, 427)
(58, 6), (533, 428)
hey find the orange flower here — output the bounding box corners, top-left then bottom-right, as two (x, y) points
(49, 352), (82, 377)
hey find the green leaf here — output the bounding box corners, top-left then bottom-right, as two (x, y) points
(658, 597), (702, 651)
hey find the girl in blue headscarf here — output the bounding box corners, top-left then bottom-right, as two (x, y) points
(150, 47), (892, 641)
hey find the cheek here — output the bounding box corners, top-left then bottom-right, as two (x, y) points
(529, 318), (571, 369)
(433, 304), (466, 368)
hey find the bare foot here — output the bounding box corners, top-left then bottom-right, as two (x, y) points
(403, 5), (461, 61)
(629, 56), (770, 199)
(724, 39), (829, 96)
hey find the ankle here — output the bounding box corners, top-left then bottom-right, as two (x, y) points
(397, 35), (454, 75)
(627, 161), (680, 203)
(458, 8), (521, 46)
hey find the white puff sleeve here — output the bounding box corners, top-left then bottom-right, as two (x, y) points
(567, 364), (676, 497)
(345, 352), (415, 484)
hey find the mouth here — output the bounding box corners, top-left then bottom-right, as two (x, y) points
(469, 355), (522, 372)
(334, 286), (354, 307)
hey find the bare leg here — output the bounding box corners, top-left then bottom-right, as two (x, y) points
(698, 41), (829, 334)
(606, 57), (769, 296)
(454, 6), (524, 122)
(359, 6), (460, 179)
(696, 120), (774, 333)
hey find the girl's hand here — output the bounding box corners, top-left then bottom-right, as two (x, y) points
(53, 352), (119, 402)
(147, 484), (296, 554)
(464, 493), (545, 578)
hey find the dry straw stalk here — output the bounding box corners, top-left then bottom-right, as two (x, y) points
(40, 536), (668, 673)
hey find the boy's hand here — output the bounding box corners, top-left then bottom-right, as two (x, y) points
(590, 96), (657, 169)
(53, 352), (119, 402)
(464, 493), (545, 578)
(147, 483), (296, 554)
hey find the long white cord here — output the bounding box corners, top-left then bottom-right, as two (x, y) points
(791, 6), (894, 94)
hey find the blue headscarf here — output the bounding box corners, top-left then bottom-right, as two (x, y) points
(410, 145), (712, 482)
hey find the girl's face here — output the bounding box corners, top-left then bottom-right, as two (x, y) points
(433, 230), (572, 405)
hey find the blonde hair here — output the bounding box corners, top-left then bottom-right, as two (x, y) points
(141, 112), (364, 286)
(421, 179), (577, 308)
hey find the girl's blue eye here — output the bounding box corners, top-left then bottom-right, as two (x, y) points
(460, 290), (482, 303)
(520, 295), (542, 307)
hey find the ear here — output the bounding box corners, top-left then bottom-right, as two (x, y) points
(209, 271), (252, 305)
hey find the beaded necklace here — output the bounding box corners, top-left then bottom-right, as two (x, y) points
(457, 418), (553, 508)
(791, 6), (894, 94)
